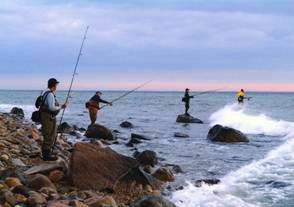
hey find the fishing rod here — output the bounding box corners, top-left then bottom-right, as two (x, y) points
(53, 26), (89, 150)
(99, 80), (152, 110)
(192, 88), (226, 97)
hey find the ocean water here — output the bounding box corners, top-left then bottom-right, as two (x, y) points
(0, 90), (294, 207)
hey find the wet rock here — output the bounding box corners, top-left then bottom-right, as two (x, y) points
(135, 150), (158, 167)
(47, 201), (70, 207)
(85, 196), (117, 207)
(120, 121), (133, 128)
(176, 114), (203, 124)
(118, 167), (162, 190)
(58, 122), (74, 134)
(131, 195), (176, 207)
(195, 179), (220, 187)
(10, 107), (24, 118)
(126, 137), (142, 147)
(163, 164), (183, 174)
(174, 132), (189, 138)
(85, 124), (114, 140)
(131, 133), (151, 140)
(69, 142), (138, 191)
(27, 174), (56, 192)
(207, 125), (249, 143)
(152, 167), (175, 182)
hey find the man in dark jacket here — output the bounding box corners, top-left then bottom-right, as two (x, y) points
(87, 91), (112, 125)
(183, 88), (194, 116)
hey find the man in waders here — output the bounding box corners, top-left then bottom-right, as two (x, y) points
(40, 78), (67, 161)
(182, 88), (194, 116)
(87, 91), (112, 125)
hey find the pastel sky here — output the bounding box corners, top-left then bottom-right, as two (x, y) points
(1, 0), (294, 91)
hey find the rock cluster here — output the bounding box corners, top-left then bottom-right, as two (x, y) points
(0, 112), (177, 207)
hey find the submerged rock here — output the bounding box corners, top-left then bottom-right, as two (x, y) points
(69, 142), (138, 191)
(174, 132), (189, 138)
(176, 114), (203, 124)
(10, 107), (24, 118)
(85, 124), (114, 140)
(195, 179), (220, 187)
(131, 195), (176, 207)
(207, 125), (249, 143)
(131, 133), (151, 140)
(120, 121), (133, 128)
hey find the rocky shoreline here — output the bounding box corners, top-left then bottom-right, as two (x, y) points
(0, 111), (179, 207)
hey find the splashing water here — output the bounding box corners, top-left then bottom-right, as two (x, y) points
(171, 104), (294, 207)
(209, 104), (294, 136)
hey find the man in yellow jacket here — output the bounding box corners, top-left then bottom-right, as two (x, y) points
(236, 89), (245, 103)
(236, 89), (250, 104)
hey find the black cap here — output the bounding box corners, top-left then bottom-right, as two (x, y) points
(48, 78), (59, 87)
(186, 88), (189, 91)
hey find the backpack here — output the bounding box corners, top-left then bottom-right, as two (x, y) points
(31, 91), (51, 123)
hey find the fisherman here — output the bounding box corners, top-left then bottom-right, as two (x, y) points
(236, 89), (249, 104)
(40, 78), (67, 161)
(182, 88), (194, 116)
(87, 91), (112, 125)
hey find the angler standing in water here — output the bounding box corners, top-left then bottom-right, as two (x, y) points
(236, 89), (251, 104)
(86, 91), (112, 125)
(182, 88), (194, 116)
(40, 78), (67, 161)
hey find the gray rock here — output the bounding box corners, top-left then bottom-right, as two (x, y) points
(131, 195), (176, 207)
(176, 114), (203, 124)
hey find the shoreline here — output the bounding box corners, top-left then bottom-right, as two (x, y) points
(0, 110), (178, 207)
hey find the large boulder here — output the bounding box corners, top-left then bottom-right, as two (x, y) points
(10, 107), (24, 118)
(69, 142), (138, 191)
(131, 195), (176, 207)
(176, 114), (203, 124)
(207, 125), (249, 143)
(85, 124), (114, 140)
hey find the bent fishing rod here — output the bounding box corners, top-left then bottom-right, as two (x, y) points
(99, 80), (152, 110)
(53, 26), (89, 149)
(192, 88), (226, 97)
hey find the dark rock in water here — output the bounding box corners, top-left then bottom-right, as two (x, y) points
(131, 195), (176, 207)
(120, 121), (134, 128)
(69, 142), (138, 191)
(126, 137), (142, 147)
(207, 124), (249, 143)
(176, 114), (203, 124)
(195, 179), (220, 187)
(131, 133), (151, 140)
(58, 122), (74, 134)
(152, 167), (175, 182)
(113, 129), (121, 133)
(266, 180), (291, 188)
(10, 107), (24, 118)
(174, 132), (189, 138)
(118, 167), (162, 190)
(135, 150), (158, 167)
(85, 124), (114, 140)
(79, 127), (86, 132)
